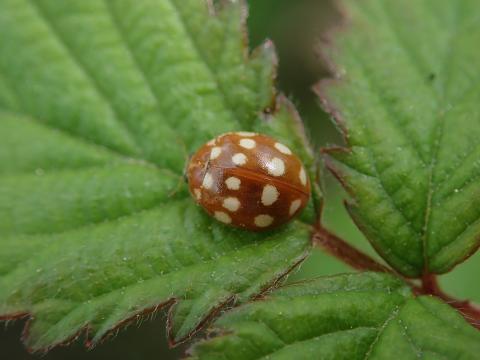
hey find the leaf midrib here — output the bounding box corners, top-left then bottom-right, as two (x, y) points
(419, 0), (461, 270)
(349, 0), (466, 271)
(377, 0), (474, 270)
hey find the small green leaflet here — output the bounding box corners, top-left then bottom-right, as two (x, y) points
(189, 273), (480, 360)
(0, 0), (318, 351)
(318, 0), (480, 277)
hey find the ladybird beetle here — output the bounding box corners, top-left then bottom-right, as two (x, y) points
(187, 132), (310, 231)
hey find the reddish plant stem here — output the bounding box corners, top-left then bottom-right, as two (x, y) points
(312, 225), (392, 273)
(312, 226), (480, 330)
(419, 274), (480, 330)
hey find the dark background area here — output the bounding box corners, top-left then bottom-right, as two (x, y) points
(2, 1), (479, 358)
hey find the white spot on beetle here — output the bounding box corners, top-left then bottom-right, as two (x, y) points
(239, 138), (256, 149)
(194, 188), (201, 200)
(236, 131), (255, 137)
(210, 146), (222, 160)
(202, 172), (213, 189)
(261, 185), (279, 206)
(299, 167), (307, 186)
(225, 177), (241, 190)
(232, 153), (247, 166)
(274, 142), (292, 155)
(254, 214), (274, 227)
(223, 197), (241, 212)
(266, 157), (285, 177)
(214, 211), (232, 224)
(289, 199), (302, 215)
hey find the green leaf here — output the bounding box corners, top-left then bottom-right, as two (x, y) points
(0, 0), (317, 351)
(189, 273), (480, 359)
(317, 0), (480, 277)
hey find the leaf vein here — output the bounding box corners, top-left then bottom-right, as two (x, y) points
(421, 0), (461, 271)
(431, 214), (480, 262)
(167, 0), (242, 128)
(434, 143), (480, 195)
(28, 0), (144, 158)
(103, 0), (187, 173)
(363, 306), (401, 359)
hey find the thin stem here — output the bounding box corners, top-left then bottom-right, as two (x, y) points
(419, 274), (480, 330)
(312, 226), (480, 330)
(312, 225), (392, 273)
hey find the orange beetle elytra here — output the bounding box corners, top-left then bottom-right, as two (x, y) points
(187, 132), (310, 231)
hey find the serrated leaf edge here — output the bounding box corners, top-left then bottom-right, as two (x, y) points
(0, 0), (319, 353)
(0, 247), (310, 353)
(313, 0), (444, 277)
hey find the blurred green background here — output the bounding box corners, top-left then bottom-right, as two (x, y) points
(2, 0), (478, 358)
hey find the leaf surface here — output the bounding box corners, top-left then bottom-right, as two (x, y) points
(318, 0), (480, 276)
(0, 0), (317, 350)
(189, 273), (480, 359)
